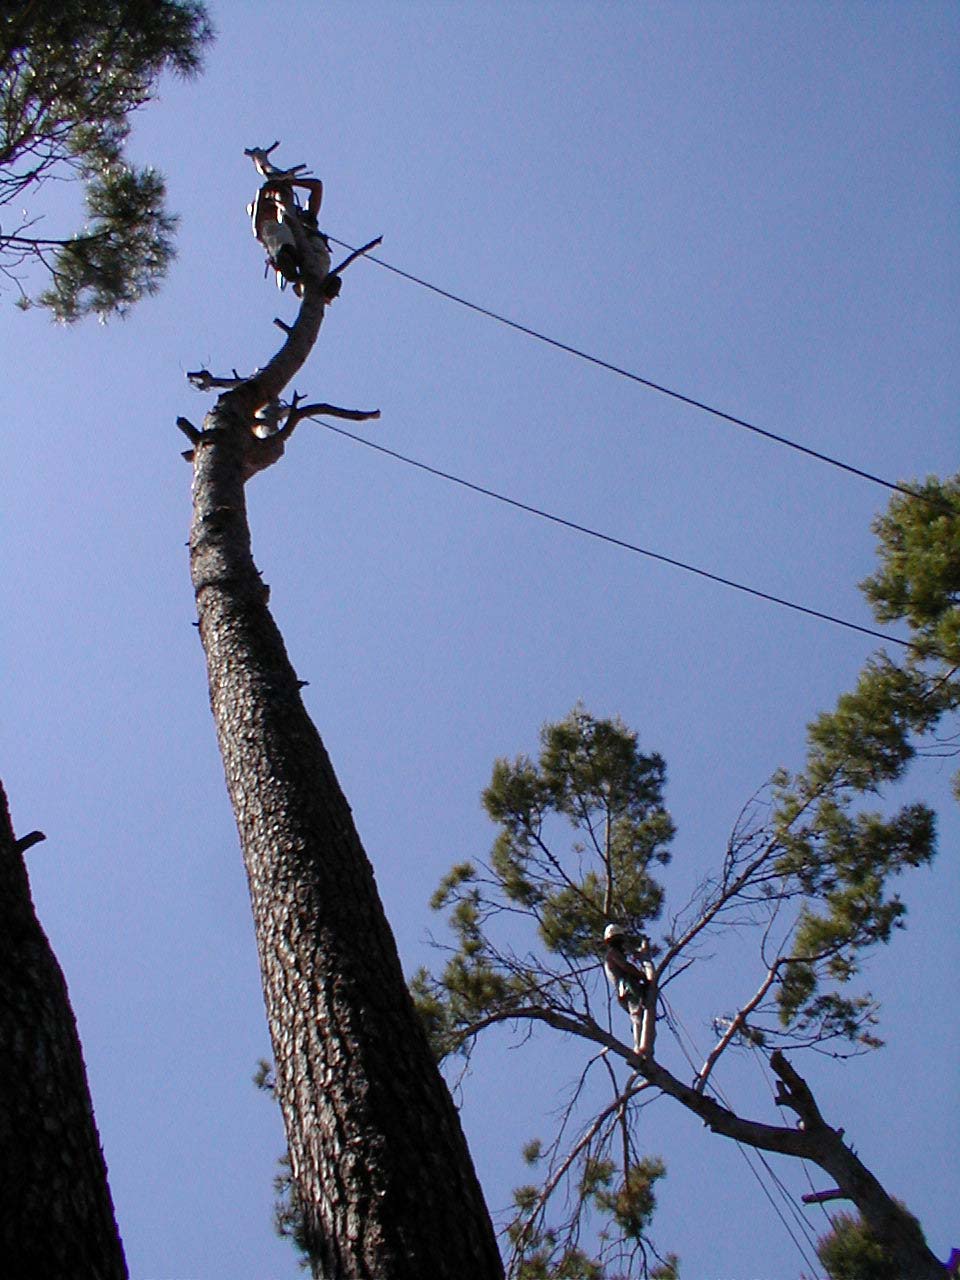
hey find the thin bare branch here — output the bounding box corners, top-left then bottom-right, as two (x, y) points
(13, 830), (45, 854)
(186, 368), (247, 391)
(508, 1073), (651, 1269)
(695, 961), (782, 1093)
(330, 236), (383, 276)
(285, 402), (382, 428)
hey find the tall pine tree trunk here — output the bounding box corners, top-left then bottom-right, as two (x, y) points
(185, 223), (502, 1277)
(0, 783), (127, 1280)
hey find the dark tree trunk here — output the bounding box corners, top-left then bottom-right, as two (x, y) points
(185, 245), (502, 1277)
(0, 782), (127, 1280)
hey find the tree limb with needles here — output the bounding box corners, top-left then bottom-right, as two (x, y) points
(412, 701), (951, 1278)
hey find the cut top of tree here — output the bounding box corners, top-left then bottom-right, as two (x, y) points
(178, 149), (502, 1279)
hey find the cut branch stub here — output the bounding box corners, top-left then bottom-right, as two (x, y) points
(243, 141), (309, 181)
(176, 417), (201, 444)
(13, 830), (46, 855)
(770, 1049), (827, 1131)
(802, 1187), (847, 1205)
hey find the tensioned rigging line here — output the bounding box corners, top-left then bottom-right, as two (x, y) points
(327, 237), (943, 509)
(658, 995), (822, 1273)
(676, 1017), (823, 1259)
(315, 418), (918, 654)
(747, 1042), (837, 1231)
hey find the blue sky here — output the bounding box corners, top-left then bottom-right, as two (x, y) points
(2, 3), (957, 1276)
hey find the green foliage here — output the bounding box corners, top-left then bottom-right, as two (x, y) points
(807, 658), (928, 789)
(808, 476), (959, 789)
(649, 1258), (679, 1280)
(409, 963), (478, 1060)
(0, 0), (212, 318)
(771, 473), (959, 1025)
(588, 1156), (667, 1242)
(271, 1151), (314, 1272)
(773, 794), (935, 1029)
(481, 706), (675, 960)
(815, 1202), (935, 1280)
(411, 709), (674, 1065)
(36, 166), (177, 319)
(863, 476), (960, 662)
(508, 1155), (672, 1280)
(816, 1211), (903, 1280)
(508, 1189), (607, 1280)
(523, 1138), (544, 1165)
(252, 1057), (275, 1093)
(512, 1235), (604, 1280)
(410, 709), (679, 1274)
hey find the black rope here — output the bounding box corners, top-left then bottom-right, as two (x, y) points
(316, 419), (919, 653)
(327, 237), (946, 510)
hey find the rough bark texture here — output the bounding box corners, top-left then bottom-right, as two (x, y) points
(0, 782), (128, 1280)
(187, 255), (502, 1277)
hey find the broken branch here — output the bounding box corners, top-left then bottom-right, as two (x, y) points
(802, 1188), (847, 1205)
(244, 141), (309, 181)
(770, 1050), (827, 1131)
(186, 368), (249, 392)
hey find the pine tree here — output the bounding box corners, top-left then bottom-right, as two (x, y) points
(0, 785), (129, 1278)
(0, 7), (210, 1275)
(177, 147), (502, 1278)
(414, 691), (954, 1277)
(0, 0), (212, 319)
(805, 475), (960, 800)
(815, 1210), (908, 1280)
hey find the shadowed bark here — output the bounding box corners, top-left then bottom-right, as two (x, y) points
(184, 173), (502, 1277)
(0, 782), (127, 1280)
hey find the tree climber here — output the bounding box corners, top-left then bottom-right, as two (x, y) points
(248, 175), (336, 298)
(603, 924), (656, 1057)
